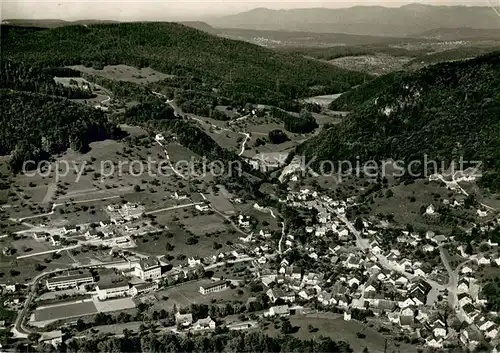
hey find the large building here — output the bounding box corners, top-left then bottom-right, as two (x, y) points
(199, 280), (227, 295)
(95, 277), (130, 300)
(46, 271), (94, 291)
(134, 257), (161, 281)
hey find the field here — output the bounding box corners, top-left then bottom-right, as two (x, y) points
(153, 279), (250, 311)
(329, 54), (413, 75)
(134, 216), (239, 263)
(69, 65), (173, 85)
(0, 238), (76, 284)
(264, 314), (421, 353)
(180, 214), (229, 236)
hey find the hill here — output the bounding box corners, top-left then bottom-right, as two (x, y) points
(298, 51), (500, 191)
(1, 19), (119, 28)
(209, 5), (500, 37)
(2, 22), (368, 105)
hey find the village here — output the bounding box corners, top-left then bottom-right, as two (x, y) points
(1, 178), (499, 352)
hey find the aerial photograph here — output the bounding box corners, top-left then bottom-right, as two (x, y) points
(0, 0), (499, 351)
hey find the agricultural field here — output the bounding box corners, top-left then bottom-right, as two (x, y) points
(69, 65), (173, 85)
(328, 54), (414, 76)
(0, 249), (75, 284)
(263, 314), (420, 353)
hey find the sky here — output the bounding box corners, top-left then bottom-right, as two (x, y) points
(1, 0), (493, 21)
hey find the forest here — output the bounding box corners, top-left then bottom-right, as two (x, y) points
(0, 89), (124, 172)
(2, 23), (368, 106)
(299, 51), (500, 191)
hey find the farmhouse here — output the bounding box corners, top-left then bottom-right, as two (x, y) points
(199, 280), (228, 295)
(46, 271), (94, 291)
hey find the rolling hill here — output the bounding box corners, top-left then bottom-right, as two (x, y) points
(2, 22), (368, 105)
(209, 5), (500, 37)
(298, 51), (500, 191)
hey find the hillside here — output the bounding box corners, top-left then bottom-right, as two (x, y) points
(298, 51), (500, 191)
(0, 89), (124, 171)
(209, 5), (500, 37)
(2, 22), (368, 105)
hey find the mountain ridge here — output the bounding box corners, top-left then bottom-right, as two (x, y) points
(209, 5), (500, 37)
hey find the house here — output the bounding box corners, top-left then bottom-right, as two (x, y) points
(38, 330), (63, 348)
(46, 271), (94, 291)
(284, 266), (302, 280)
(266, 288), (295, 303)
(193, 316), (216, 330)
(298, 288), (316, 300)
(458, 293), (473, 307)
(134, 257), (161, 281)
(317, 291), (337, 306)
(478, 319), (495, 332)
(268, 305), (290, 317)
(63, 225), (79, 234)
(426, 205), (436, 215)
(460, 326), (481, 351)
(348, 277), (361, 288)
(486, 325), (499, 339)
(199, 280), (227, 295)
(129, 281), (158, 297)
(302, 272), (324, 286)
(188, 257), (202, 267)
(432, 320), (447, 338)
(175, 312), (193, 327)
(96, 277), (130, 300)
(457, 278), (469, 293)
(399, 315), (414, 329)
(477, 256), (491, 266)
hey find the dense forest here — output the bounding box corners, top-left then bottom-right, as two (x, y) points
(0, 60), (93, 99)
(329, 72), (405, 111)
(270, 107), (318, 134)
(39, 330), (353, 353)
(0, 89), (124, 171)
(299, 51), (500, 191)
(2, 23), (368, 106)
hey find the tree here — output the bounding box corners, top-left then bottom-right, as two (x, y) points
(280, 319), (293, 334)
(27, 332), (41, 343)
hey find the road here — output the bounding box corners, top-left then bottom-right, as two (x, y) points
(278, 221), (285, 255)
(12, 260), (133, 338)
(154, 137), (188, 180)
(145, 202), (202, 215)
(152, 91), (252, 159)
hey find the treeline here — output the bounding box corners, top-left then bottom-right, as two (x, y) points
(2, 22), (368, 106)
(271, 107), (318, 134)
(1, 89), (124, 172)
(48, 330), (352, 353)
(0, 60), (93, 99)
(299, 51), (500, 191)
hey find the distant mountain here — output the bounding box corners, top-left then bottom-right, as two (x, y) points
(298, 51), (500, 191)
(179, 21), (219, 34)
(209, 5), (500, 37)
(1, 19), (119, 28)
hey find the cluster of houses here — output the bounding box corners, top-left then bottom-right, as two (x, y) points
(267, 189), (500, 349)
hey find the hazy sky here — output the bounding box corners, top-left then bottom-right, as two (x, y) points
(1, 0), (493, 21)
